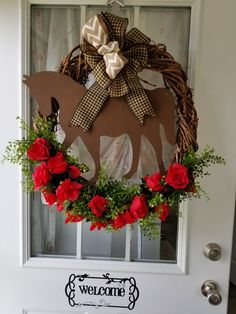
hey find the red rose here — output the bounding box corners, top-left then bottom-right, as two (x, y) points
(47, 152), (68, 174)
(65, 212), (84, 224)
(27, 138), (50, 161)
(69, 165), (81, 179)
(155, 203), (171, 222)
(129, 195), (148, 219)
(145, 172), (165, 192)
(56, 179), (83, 202)
(112, 210), (136, 229)
(165, 163), (189, 189)
(88, 195), (108, 217)
(90, 221), (107, 231)
(42, 189), (57, 206)
(32, 162), (51, 190)
(56, 201), (64, 212)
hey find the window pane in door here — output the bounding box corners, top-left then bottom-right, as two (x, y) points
(31, 193), (77, 257)
(29, 4), (190, 262)
(81, 222), (126, 260)
(30, 5), (81, 257)
(139, 6), (191, 71)
(130, 213), (177, 263)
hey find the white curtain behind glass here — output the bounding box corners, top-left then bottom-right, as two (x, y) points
(31, 7), (81, 255)
(30, 6), (189, 257)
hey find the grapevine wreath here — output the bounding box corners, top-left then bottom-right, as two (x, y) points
(3, 12), (224, 238)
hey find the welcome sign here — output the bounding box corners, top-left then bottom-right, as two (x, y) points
(65, 273), (139, 310)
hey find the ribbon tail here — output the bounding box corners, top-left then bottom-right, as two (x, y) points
(125, 77), (156, 125)
(70, 82), (109, 131)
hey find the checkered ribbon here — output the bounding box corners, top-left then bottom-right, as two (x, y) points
(70, 12), (156, 131)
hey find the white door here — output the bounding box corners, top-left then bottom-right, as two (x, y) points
(0, 0), (236, 314)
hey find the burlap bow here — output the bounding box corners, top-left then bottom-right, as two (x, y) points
(70, 12), (156, 131)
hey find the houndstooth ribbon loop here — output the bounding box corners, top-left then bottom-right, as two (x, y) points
(70, 12), (156, 131)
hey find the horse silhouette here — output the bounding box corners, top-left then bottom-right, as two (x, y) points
(23, 71), (176, 180)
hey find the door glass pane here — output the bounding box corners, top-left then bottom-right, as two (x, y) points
(139, 6), (191, 70)
(30, 5), (81, 257)
(81, 222), (126, 260)
(29, 4), (190, 263)
(131, 208), (178, 263)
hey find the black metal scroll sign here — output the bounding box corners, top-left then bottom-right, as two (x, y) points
(65, 273), (139, 310)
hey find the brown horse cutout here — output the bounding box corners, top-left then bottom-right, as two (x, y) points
(23, 71), (176, 180)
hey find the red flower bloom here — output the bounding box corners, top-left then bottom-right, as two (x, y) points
(68, 165), (81, 179)
(165, 163), (189, 190)
(88, 195), (108, 217)
(27, 138), (50, 161)
(129, 195), (148, 219)
(65, 212), (84, 223)
(32, 162), (51, 190)
(56, 201), (64, 212)
(112, 210), (136, 229)
(47, 152), (68, 174)
(155, 203), (171, 222)
(56, 179), (83, 202)
(145, 172), (165, 192)
(42, 189), (57, 206)
(90, 221), (107, 231)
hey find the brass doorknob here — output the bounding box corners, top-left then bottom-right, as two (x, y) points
(201, 280), (222, 305)
(203, 243), (222, 261)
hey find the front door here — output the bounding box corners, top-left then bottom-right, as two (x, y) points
(0, 1), (236, 314)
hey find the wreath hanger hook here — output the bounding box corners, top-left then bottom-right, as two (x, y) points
(106, 0), (125, 8)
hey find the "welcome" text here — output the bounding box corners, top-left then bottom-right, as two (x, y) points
(78, 285), (125, 297)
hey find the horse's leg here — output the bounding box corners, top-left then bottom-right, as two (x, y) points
(161, 120), (176, 146)
(124, 132), (141, 179)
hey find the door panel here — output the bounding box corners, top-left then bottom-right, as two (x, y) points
(0, 1), (236, 314)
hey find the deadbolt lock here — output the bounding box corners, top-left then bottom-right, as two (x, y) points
(203, 243), (222, 261)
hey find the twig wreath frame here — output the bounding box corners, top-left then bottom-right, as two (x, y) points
(3, 12), (225, 238)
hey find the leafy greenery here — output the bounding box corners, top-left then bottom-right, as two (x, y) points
(182, 146), (225, 177)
